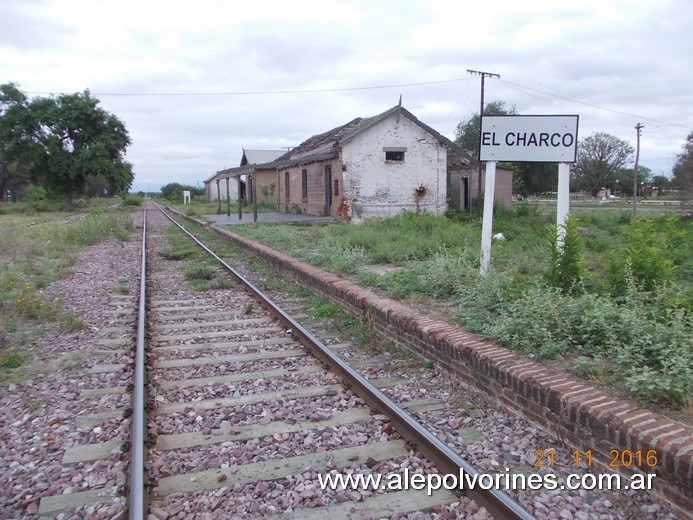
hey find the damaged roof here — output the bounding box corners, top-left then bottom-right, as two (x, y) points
(275, 116), (377, 162)
(276, 105), (475, 167)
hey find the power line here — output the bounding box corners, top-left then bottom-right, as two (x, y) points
(25, 77), (476, 97)
(497, 79), (690, 129)
(468, 69), (500, 217)
(23, 74), (689, 135)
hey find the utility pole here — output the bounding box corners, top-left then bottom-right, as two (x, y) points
(467, 69), (500, 216)
(633, 122), (643, 214)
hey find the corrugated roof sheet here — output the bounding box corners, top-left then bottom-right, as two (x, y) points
(241, 149), (285, 166)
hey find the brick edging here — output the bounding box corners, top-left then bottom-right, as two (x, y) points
(207, 223), (692, 513)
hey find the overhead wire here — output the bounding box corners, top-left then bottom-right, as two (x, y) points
(26, 77), (476, 97)
(497, 79), (690, 130)
(25, 75), (690, 135)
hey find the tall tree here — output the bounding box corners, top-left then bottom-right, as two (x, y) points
(454, 100), (557, 196)
(0, 83), (134, 206)
(613, 166), (652, 196)
(0, 83), (34, 199)
(513, 162), (558, 197)
(454, 100), (517, 159)
(651, 175), (670, 192)
(672, 132), (693, 198)
(572, 132), (634, 197)
(160, 183), (203, 201)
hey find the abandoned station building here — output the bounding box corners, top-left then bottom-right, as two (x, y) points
(204, 104), (512, 221)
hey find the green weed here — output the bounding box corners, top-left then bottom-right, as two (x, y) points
(60, 312), (87, 333)
(160, 248), (197, 261)
(544, 215), (584, 294)
(0, 346), (29, 369)
(184, 264), (217, 281)
(209, 209), (692, 408)
(60, 354), (84, 374)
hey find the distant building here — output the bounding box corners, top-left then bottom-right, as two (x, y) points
(275, 104), (481, 221)
(204, 106), (513, 218)
(449, 167), (514, 212)
(204, 149), (284, 203)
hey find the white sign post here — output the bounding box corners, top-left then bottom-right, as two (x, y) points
(556, 163), (571, 245)
(479, 161), (496, 276)
(478, 115), (579, 275)
(183, 190), (191, 204)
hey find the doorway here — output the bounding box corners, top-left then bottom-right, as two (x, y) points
(324, 165), (332, 216)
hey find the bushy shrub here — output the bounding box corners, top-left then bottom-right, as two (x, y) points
(489, 283), (692, 407)
(318, 240), (369, 274)
(487, 285), (570, 358)
(456, 269), (526, 333)
(607, 218), (674, 295)
(544, 215), (584, 293)
(14, 281), (58, 321)
(23, 185), (48, 212)
(121, 195), (143, 207)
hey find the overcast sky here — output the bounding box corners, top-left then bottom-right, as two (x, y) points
(2, 0), (691, 192)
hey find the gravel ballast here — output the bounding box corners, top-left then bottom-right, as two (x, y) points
(0, 206), (682, 519)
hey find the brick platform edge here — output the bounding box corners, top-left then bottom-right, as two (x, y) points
(206, 224), (692, 514)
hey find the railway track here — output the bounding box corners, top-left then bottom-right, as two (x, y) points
(37, 201), (532, 518)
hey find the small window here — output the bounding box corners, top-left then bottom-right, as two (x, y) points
(333, 179), (339, 196)
(301, 169), (308, 200)
(284, 172), (290, 201)
(384, 147), (407, 162)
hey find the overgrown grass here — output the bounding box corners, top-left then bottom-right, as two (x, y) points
(161, 197), (277, 216)
(0, 196), (116, 215)
(0, 210), (134, 380)
(182, 262), (236, 291)
(304, 297), (380, 354)
(233, 208), (692, 408)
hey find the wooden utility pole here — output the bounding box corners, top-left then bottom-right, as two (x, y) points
(633, 122), (643, 214)
(467, 69), (500, 216)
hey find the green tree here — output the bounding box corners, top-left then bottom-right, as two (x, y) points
(0, 83), (133, 207)
(514, 162), (558, 197)
(454, 101), (557, 196)
(614, 166), (652, 196)
(0, 83), (34, 200)
(454, 100), (517, 159)
(672, 132), (693, 198)
(651, 175), (671, 192)
(573, 132), (634, 198)
(161, 183), (203, 201)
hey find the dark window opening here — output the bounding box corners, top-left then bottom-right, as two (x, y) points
(333, 179), (339, 196)
(385, 151), (404, 161)
(301, 169), (308, 199)
(284, 172), (290, 201)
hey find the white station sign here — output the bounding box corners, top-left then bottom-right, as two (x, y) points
(479, 115), (579, 163)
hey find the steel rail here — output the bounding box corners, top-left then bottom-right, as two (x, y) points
(128, 202), (148, 520)
(154, 203), (534, 520)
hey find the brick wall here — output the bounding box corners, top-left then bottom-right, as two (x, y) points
(208, 224), (692, 514)
(250, 169), (278, 204)
(277, 159), (343, 217)
(453, 167), (513, 211)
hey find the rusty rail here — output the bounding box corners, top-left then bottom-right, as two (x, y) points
(154, 202), (534, 520)
(128, 202), (148, 520)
